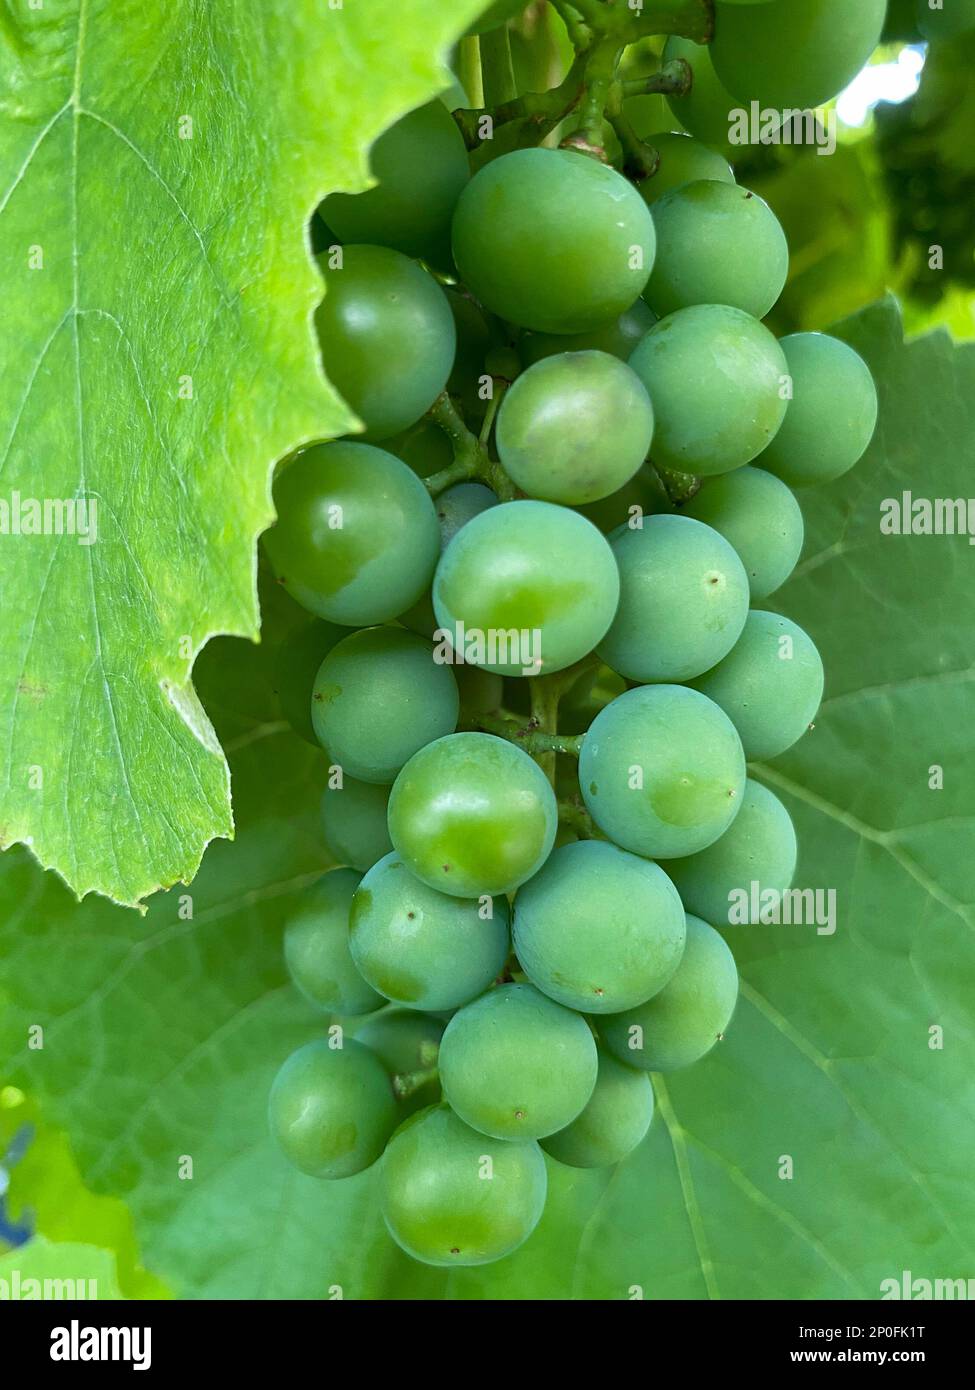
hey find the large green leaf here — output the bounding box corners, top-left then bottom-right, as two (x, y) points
(0, 0), (481, 909)
(1, 299), (973, 1299)
(0, 1237), (123, 1300)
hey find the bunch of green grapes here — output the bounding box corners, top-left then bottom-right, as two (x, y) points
(264, 0), (882, 1271)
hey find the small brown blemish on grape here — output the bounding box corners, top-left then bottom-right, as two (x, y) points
(407, 911), (415, 920)
(450, 1246), (460, 1256)
(716, 1032), (725, 1042)
(594, 987), (604, 997)
(728, 788), (737, 797)
(442, 864), (451, 873)
(514, 1109), (525, 1120)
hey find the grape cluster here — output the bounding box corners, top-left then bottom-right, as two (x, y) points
(265, 0), (880, 1272)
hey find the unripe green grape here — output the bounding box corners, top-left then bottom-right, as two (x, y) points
(349, 851), (510, 1012)
(541, 1048), (655, 1169)
(601, 915), (739, 1072)
(690, 610), (825, 760)
(439, 983), (598, 1140)
(320, 776), (393, 872)
(271, 618), (344, 744)
(575, 464), (673, 535)
(666, 779), (797, 927)
(432, 501), (621, 676)
(629, 304), (789, 476)
(636, 132), (736, 204)
(598, 515), (750, 683)
(386, 418), (453, 479)
(519, 299), (658, 366)
(465, 0), (526, 34)
(513, 840), (686, 1014)
(451, 148), (655, 334)
(388, 733), (558, 898)
(435, 483), (498, 548)
(917, 0), (975, 39)
(496, 352), (654, 506)
(315, 245), (455, 441)
(321, 102), (469, 269)
(711, 0), (887, 110)
(380, 1104), (547, 1267)
(644, 181), (788, 320)
(682, 466), (804, 600)
(355, 1009), (444, 1117)
(283, 868), (384, 1015)
(663, 36), (741, 151)
(579, 685), (746, 859)
(453, 663), (504, 717)
(268, 1038), (396, 1178)
(311, 628), (459, 784)
(445, 287), (494, 424)
(757, 333), (879, 487)
(263, 442), (440, 626)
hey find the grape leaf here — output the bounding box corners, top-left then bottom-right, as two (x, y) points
(0, 0), (481, 909)
(0, 1236), (123, 1301)
(1, 299), (973, 1299)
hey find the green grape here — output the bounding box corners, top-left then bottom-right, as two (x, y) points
(682, 466), (804, 600)
(600, 915), (739, 1071)
(756, 333), (879, 487)
(263, 442), (440, 625)
(453, 663), (504, 717)
(520, 299), (658, 366)
(575, 464), (673, 535)
(666, 779), (797, 927)
(558, 662), (628, 735)
(268, 1038), (396, 1178)
(644, 181), (789, 320)
(689, 610), (825, 760)
(496, 352), (654, 505)
(636, 132), (736, 204)
(380, 1104), (547, 1267)
(541, 1047), (655, 1169)
(451, 148), (655, 333)
(397, 590), (438, 640)
(349, 851), (510, 1011)
(711, 0), (887, 110)
(436, 483), (498, 549)
(599, 515), (750, 683)
(917, 0), (975, 39)
(355, 1009), (444, 1117)
(579, 685), (746, 859)
(438, 983), (598, 1140)
(445, 287), (494, 424)
(512, 840), (686, 1014)
(320, 775), (393, 872)
(388, 733), (558, 898)
(283, 868), (384, 1015)
(315, 245), (455, 441)
(271, 618), (344, 744)
(386, 418), (454, 479)
(432, 501), (621, 676)
(663, 36), (741, 151)
(321, 101), (469, 269)
(311, 628), (459, 784)
(465, 0), (526, 34)
(629, 304), (789, 475)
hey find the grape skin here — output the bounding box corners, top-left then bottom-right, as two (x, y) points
(579, 685), (746, 860)
(439, 983), (599, 1140)
(283, 868), (383, 1016)
(636, 132), (735, 204)
(355, 1009), (444, 1118)
(681, 466), (804, 600)
(663, 36), (742, 152)
(598, 514), (751, 683)
(666, 778), (797, 927)
(311, 627), (459, 784)
(629, 305), (789, 476)
(541, 1048), (655, 1169)
(263, 442), (440, 626)
(451, 148), (656, 334)
(380, 1104), (547, 1268)
(349, 851), (510, 1012)
(268, 1039), (397, 1179)
(513, 839), (687, 1014)
(690, 610), (825, 760)
(315, 245), (456, 441)
(320, 776), (393, 873)
(600, 915), (740, 1073)
(519, 299), (658, 367)
(272, 618), (344, 745)
(644, 180), (789, 320)
(387, 732), (559, 898)
(496, 351), (655, 505)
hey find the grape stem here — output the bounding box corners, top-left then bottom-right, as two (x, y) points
(650, 462), (703, 505)
(467, 709), (585, 759)
(424, 392), (517, 501)
(392, 1065), (439, 1101)
(480, 23), (517, 107)
(557, 797), (601, 840)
